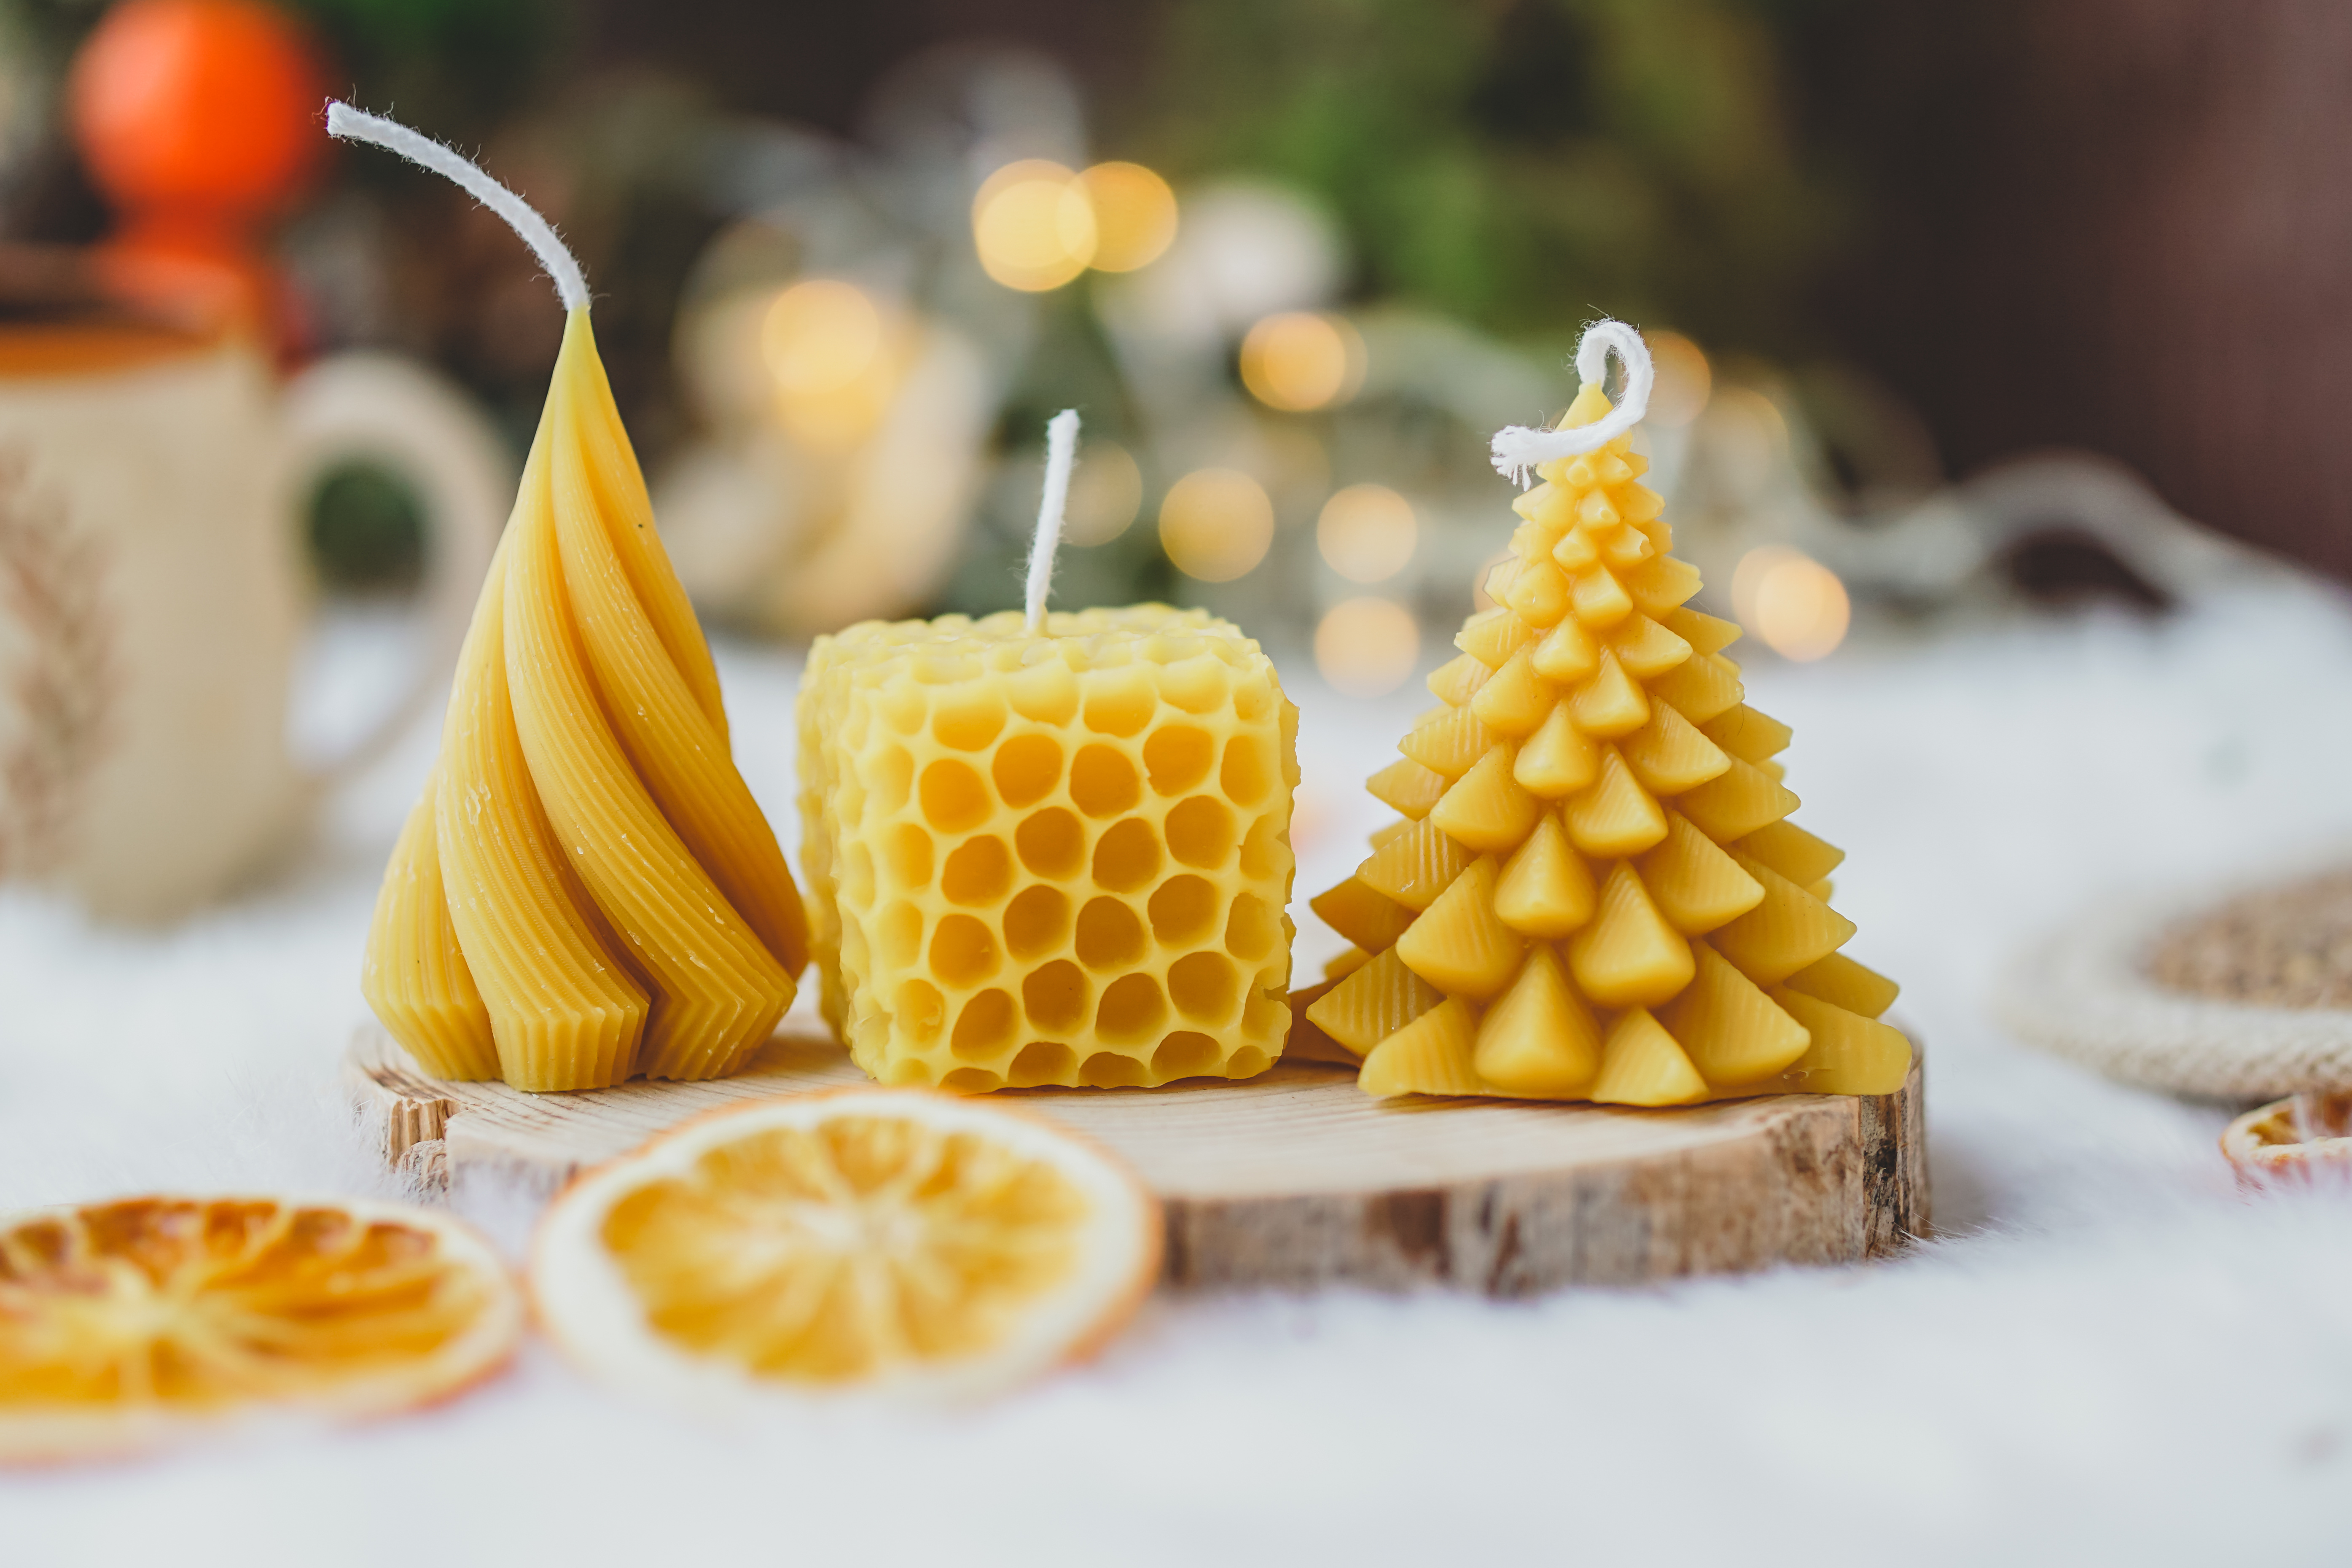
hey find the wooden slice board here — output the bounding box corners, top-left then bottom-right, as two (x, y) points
(347, 1024), (1927, 1296)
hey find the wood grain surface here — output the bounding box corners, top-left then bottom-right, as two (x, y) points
(347, 1024), (1927, 1296)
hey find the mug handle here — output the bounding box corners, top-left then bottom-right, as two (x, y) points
(278, 352), (513, 788)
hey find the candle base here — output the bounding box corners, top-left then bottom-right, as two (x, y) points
(349, 1022), (1929, 1294)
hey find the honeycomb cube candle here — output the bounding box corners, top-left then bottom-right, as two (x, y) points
(344, 106), (807, 1092)
(798, 606), (1299, 1091)
(1304, 320), (1910, 1105)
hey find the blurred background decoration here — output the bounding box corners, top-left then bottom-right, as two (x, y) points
(0, 0), (2330, 712)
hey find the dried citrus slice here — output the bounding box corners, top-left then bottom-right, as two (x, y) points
(531, 1089), (1161, 1404)
(2221, 1092), (2352, 1182)
(0, 1194), (521, 1462)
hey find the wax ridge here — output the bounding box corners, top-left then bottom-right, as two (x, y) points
(362, 310), (805, 1091)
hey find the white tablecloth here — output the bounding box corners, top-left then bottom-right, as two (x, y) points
(7, 582), (2352, 1565)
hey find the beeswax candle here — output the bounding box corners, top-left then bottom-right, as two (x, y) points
(1303, 321), (1908, 1104)
(800, 416), (1296, 1090)
(344, 106), (807, 1091)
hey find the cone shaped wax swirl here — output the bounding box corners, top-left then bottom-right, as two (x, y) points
(1304, 321), (1909, 1104)
(347, 107), (806, 1090)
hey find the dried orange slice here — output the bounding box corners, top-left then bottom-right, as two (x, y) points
(2222, 1091), (2352, 1182)
(0, 1194), (521, 1461)
(531, 1089), (1161, 1404)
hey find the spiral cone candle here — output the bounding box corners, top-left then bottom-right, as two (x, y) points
(1301, 321), (1908, 1104)
(347, 105), (806, 1090)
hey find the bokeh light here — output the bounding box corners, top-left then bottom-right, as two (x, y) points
(1714, 385), (1789, 448)
(1239, 311), (1363, 411)
(973, 159), (1097, 291)
(1063, 441), (1144, 545)
(1159, 467), (1274, 581)
(1078, 162), (1178, 272)
(1731, 543), (1796, 624)
(1732, 545), (1851, 661)
(1315, 597), (1420, 697)
(763, 279), (879, 393)
(762, 279), (898, 448)
(1708, 385), (1792, 500)
(1645, 331), (1714, 427)
(1316, 483), (1416, 583)
(1470, 549), (1513, 612)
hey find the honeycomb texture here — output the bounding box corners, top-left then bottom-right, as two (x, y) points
(799, 605), (1298, 1091)
(1306, 381), (1909, 1105)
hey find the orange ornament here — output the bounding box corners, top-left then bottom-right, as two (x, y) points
(69, 0), (328, 343)
(73, 0), (325, 217)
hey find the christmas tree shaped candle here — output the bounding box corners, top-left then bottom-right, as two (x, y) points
(799, 414), (1298, 1091)
(1304, 321), (1908, 1104)
(342, 106), (808, 1092)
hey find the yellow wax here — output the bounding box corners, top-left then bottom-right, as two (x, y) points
(798, 606), (1297, 1091)
(1304, 382), (1909, 1105)
(363, 309), (807, 1092)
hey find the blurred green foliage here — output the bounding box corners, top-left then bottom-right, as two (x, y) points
(1140, 0), (1847, 357)
(290, 0), (558, 145)
(305, 457), (424, 594)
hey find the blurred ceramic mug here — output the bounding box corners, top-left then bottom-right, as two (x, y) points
(0, 318), (509, 920)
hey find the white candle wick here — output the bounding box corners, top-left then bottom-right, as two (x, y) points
(1024, 409), (1081, 634)
(325, 101), (589, 313)
(1489, 318), (1653, 487)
